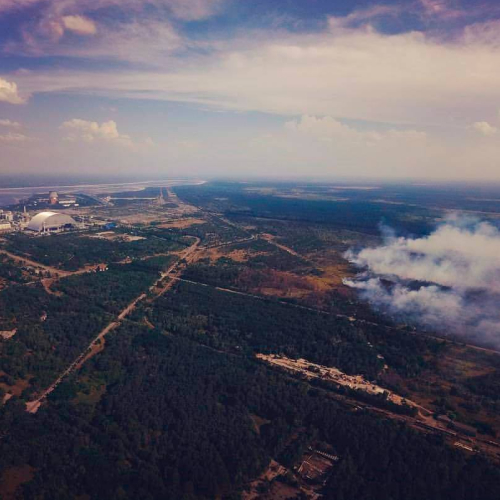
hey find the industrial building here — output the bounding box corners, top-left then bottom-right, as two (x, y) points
(26, 212), (77, 233)
(0, 221), (12, 233)
(49, 191), (59, 205)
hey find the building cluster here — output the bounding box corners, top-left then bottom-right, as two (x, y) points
(34, 191), (78, 208)
(0, 208), (30, 233)
(0, 192), (89, 235)
(0, 191), (122, 236)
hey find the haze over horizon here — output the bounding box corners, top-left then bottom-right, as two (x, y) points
(1, 0), (500, 180)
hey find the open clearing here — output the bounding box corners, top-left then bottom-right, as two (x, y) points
(158, 217), (206, 229)
(90, 231), (145, 242)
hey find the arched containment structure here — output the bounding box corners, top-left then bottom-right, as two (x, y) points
(26, 212), (77, 233)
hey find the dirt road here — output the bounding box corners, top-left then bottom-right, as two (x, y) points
(0, 250), (74, 277)
(0, 250), (102, 279)
(25, 293), (146, 414)
(25, 238), (201, 414)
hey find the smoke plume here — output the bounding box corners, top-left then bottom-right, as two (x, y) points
(344, 215), (500, 347)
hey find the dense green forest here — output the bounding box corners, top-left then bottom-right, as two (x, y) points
(173, 183), (439, 236)
(1, 324), (499, 499)
(147, 280), (441, 380)
(2, 183), (500, 499)
(0, 254), (28, 285)
(0, 264), (160, 397)
(4, 232), (186, 270)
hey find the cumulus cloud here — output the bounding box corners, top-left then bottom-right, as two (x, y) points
(0, 119), (22, 129)
(473, 121), (498, 136)
(286, 115), (426, 145)
(62, 15), (97, 35)
(0, 132), (31, 144)
(0, 77), (27, 104)
(60, 119), (134, 148)
(345, 217), (500, 347)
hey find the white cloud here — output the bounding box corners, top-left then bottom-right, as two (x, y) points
(0, 132), (31, 143)
(0, 0), (225, 20)
(62, 15), (97, 36)
(0, 0), (221, 54)
(60, 119), (134, 148)
(473, 121), (498, 136)
(0, 77), (27, 104)
(0, 119), (22, 129)
(285, 115), (426, 145)
(9, 18), (500, 129)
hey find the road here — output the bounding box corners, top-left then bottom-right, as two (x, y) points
(25, 293), (146, 414)
(173, 276), (500, 358)
(25, 238), (201, 414)
(0, 250), (75, 277)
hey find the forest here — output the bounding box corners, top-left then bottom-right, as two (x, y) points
(147, 280), (441, 381)
(2, 182), (500, 499)
(1, 322), (499, 499)
(4, 232), (186, 270)
(0, 263), (160, 397)
(173, 183), (439, 236)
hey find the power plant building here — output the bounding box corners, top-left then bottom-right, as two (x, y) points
(26, 212), (77, 233)
(49, 191), (59, 205)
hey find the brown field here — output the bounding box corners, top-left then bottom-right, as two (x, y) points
(0, 465), (35, 500)
(158, 217), (206, 229)
(75, 383), (106, 406)
(198, 243), (270, 264)
(250, 414), (271, 435)
(386, 345), (500, 436)
(0, 372), (31, 399)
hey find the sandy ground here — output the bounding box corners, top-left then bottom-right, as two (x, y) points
(158, 218), (206, 229)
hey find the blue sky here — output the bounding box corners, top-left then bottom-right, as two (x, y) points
(1, 0), (500, 180)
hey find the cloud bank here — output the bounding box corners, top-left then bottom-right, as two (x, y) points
(345, 217), (500, 347)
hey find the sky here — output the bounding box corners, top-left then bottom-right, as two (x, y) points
(1, 0), (500, 181)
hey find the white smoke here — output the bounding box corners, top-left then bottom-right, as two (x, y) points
(344, 216), (500, 347)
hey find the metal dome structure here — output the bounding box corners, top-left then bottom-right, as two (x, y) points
(26, 212), (77, 233)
